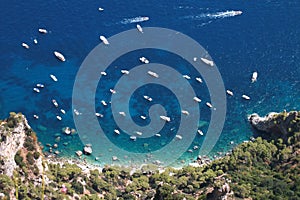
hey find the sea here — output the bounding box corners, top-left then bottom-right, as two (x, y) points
(0, 0), (299, 168)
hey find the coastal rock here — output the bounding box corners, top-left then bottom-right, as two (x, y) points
(0, 113), (30, 177)
(249, 111), (300, 136)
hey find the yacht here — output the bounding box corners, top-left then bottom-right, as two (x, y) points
(95, 112), (103, 117)
(33, 39), (38, 44)
(197, 130), (204, 135)
(193, 96), (202, 103)
(38, 28), (48, 34)
(160, 115), (171, 122)
(56, 116), (62, 121)
(140, 56), (149, 64)
(50, 74), (58, 82)
(52, 99), (59, 107)
(54, 51), (66, 62)
(33, 114), (39, 119)
(242, 94), (250, 100)
(251, 71), (258, 83)
(101, 100), (107, 106)
(143, 95), (153, 102)
(183, 75), (191, 80)
(36, 83), (44, 88)
(60, 109), (66, 114)
(175, 135), (183, 140)
(181, 110), (190, 115)
(100, 71), (107, 76)
(136, 24), (143, 33)
(135, 131), (143, 136)
(130, 136), (137, 141)
(196, 77), (203, 83)
(226, 90), (234, 96)
(140, 115), (146, 120)
(200, 57), (214, 67)
(22, 42), (29, 49)
(100, 35), (109, 45)
(206, 102), (213, 108)
(33, 88), (40, 93)
(114, 129), (120, 135)
(147, 71), (159, 78)
(121, 70), (129, 75)
(119, 112), (126, 117)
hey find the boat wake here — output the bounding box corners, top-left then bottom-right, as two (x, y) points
(183, 10), (242, 20)
(121, 16), (150, 24)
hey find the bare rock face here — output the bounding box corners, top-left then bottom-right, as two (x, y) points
(248, 111), (300, 136)
(0, 113), (30, 176)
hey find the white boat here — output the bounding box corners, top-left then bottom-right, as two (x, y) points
(135, 131), (143, 136)
(74, 109), (81, 116)
(193, 96), (202, 103)
(33, 39), (38, 44)
(36, 83), (44, 88)
(38, 28), (48, 34)
(52, 99), (59, 107)
(183, 75), (191, 80)
(100, 71), (107, 76)
(130, 136), (137, 141)
(147, 71), (159, 78)
(193, 57), (198, 62)
(140, 56), (149, 64)
(54, 51), (66, 62)
(181, 110), (190, 115)
(22, 42), (29, 49)
(136, 24), (143, 33)
(101, 100), (107, 106)
(175, 135), (183, 140)
(155, 133), (161, 137)
(140, 116), (146, 120)
(196, 77), (203, 83)
(33, 88), (40, 93)
(143, 95), (153, 102)
(60, 109), (66, 114)
(100, 35), (109, 45)
(197, 130), (204, 135)
(114, 129), (120, 135)
(226, 90), (234, 96)
(95, 112), (103, 117)
(242, 94), (250, 100)
(110, 89), (116, 94)
(56, 116), (62, 121)
(98, 7), (104, 11)
(50, 74), (58, 82)
(160, 115), (171, 122)
(206, 102), (213, 108)
(200, 57), (214, 67)
(121, 70), (129, 75)
(251, 71), (258, 83)
(119, 112), (126, 117)
(33, 114), (39, 119)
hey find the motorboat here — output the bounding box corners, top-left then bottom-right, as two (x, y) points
(50, 74), (58, 82)
(136, 24), (143, 33)
(200, 57), (214, 67)
(54, 51), (66, 62)
(100, 35), (109, 45)
(38, 28), (48, 34)
(22, 42), (29, 49)
(147, 70), (159, 78)
(160, 115), (171, 122)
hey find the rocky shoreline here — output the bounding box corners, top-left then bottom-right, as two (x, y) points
(0, 111), (299, 199)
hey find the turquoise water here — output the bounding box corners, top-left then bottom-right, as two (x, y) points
(0, 0), (299, 167)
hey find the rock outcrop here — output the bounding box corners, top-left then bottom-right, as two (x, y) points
(0, 112), (30, 176)
(248, 110), (300, 137)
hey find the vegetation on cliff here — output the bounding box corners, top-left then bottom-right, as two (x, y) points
(0, 111), (299, 199)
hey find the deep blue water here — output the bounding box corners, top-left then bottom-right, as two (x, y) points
(0, 0), (299, 167)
